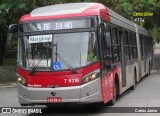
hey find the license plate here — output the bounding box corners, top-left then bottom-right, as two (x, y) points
(47, 97), (62, 103)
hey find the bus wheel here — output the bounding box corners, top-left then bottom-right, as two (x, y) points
(147, 63), (151, 76)
(130, 71), (136, 90)
(108, 82), (116, 105)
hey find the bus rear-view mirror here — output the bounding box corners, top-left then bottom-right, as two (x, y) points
(8, 24), (18, 33)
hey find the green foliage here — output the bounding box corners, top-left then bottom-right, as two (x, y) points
(120, 2), (133, 20)
(150, 25), (160, 42)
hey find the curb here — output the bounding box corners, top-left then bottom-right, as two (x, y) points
(0, 82), (17, 88)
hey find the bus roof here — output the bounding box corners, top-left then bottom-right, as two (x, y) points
(31, 3), (95, 17)
(20, 3), (106, 22)
(19, 2), (150, 36)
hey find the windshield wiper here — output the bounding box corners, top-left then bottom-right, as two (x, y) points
(30, 57), (43, 76)
(30, 42), (52, 76)
(55, 53), (77, 73)
(30, 42), (77, 75)
(53, 43), (77, 74)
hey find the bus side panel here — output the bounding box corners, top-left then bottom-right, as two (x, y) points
(101, 71), (113, 104)
(101, 66), (120, 104)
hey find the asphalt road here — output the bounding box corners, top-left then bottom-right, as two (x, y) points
(1, 50), (160, 116)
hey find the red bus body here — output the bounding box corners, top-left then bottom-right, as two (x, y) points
(16, 3), (153, 106)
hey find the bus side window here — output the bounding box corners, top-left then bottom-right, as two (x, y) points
(132, 33), (137, 59)
(111, 27), (119, 62)
(140, 35), (144, 59)
(100, 22), (112, 68)
(124, 31), (129, 60)
(128, 32), (133, 60)
(104, 25), (113, 65)
(105, 32), (112, 62)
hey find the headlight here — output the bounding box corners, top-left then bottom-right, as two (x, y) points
(17, 75), (27, 86)
(82, 72), (99, 84)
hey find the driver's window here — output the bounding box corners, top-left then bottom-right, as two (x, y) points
(102, 23), (113, 65)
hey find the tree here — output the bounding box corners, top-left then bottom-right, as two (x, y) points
(150, 25), (160, 42)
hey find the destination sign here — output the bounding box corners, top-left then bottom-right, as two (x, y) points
(19, 19), (93, 32)
(36, 21), (73, 30)
(29, 34), (52, 43)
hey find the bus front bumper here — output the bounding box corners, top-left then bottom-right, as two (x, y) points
(18, 78), (103, 106)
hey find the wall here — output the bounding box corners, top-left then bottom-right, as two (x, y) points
(0, 65), (16, 82)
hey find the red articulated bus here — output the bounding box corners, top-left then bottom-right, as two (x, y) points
(8, 3), (153, 106)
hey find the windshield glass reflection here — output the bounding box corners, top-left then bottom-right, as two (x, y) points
(18, 32), (98, 71)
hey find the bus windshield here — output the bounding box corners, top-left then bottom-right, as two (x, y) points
(18, 32), (98, 71)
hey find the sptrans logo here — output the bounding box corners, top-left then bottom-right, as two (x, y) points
(1, 107), (42, 114)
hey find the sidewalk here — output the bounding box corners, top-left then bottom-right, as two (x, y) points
(154, 48), (160, 54)
(0, 81), (17, 88)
